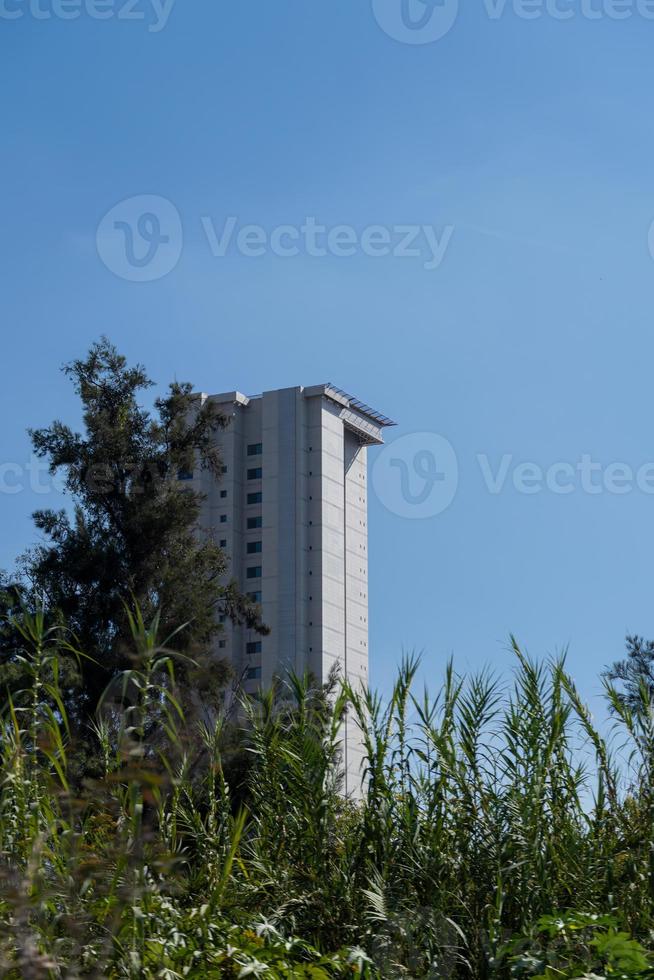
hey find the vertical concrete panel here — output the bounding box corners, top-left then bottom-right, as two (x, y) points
(262, 388), (298, 682)
(343, 430), (370, 796)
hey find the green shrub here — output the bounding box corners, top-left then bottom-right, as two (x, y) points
(496, 911), (654, 979)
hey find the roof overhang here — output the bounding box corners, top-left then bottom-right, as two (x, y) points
(302, 382), (396, 445)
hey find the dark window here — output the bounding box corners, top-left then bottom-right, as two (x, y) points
(220, 515), (227, 523)
(246, 666), (262, 680)
(247, 467), (262, 480)
(177, 468), (193, 481)
(247, 443), (262, 456)
(247, 541), (262, 554)
(247, 516), (262, 529)
(219, 538), (227, 548)
(246, 641), (262, 655)
(247, 492), (262, 505)
(247, 591), (262, 603)
(246, 566), (262, 579)
(218, 640), (227, 649)
(220, 490), (227, 498)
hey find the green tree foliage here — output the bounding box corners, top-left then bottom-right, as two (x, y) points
(11, 339), (265, 725)
(604, 634), (654, 711)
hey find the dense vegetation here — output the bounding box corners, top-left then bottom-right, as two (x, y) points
(4, 341), (654, 977)
(3, 603), (654, 979)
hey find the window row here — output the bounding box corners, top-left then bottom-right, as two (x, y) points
(218, 637), (263, 655)
(219, 476), (259, 502)
(218, 494), (261, 522)
(217, 516), (262, 536)
(178, 465), (228, 480)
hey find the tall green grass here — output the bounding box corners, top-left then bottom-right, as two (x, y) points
(2, 608), (654, 978)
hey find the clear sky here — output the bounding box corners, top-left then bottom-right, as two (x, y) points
(3, 0), (654, 716)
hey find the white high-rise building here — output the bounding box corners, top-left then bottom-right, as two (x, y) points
(194, 383), (395, 795)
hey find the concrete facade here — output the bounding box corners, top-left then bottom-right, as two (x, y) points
(193, 383), (394, 796)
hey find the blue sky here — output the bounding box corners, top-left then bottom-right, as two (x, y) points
(2, 0), (654, 715)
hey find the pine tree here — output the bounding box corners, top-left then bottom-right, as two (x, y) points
(16, 338), (265, 724)
(604, 634), (654, 711)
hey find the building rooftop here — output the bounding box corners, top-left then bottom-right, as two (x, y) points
(205, 384), (397, 430)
